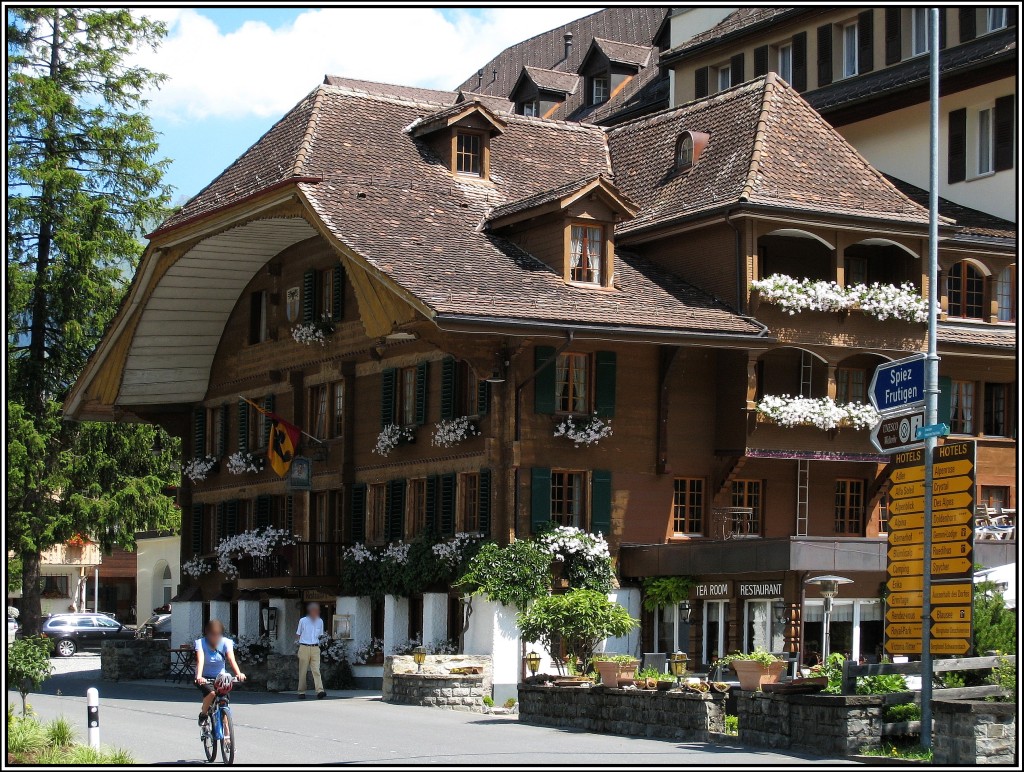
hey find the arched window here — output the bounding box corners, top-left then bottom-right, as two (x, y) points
(675, 133), (694, 170)
(946, 261), (985, 319)
(996, 265), (1015, 322)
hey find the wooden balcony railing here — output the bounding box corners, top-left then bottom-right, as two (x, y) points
(235, 542), (342, 585)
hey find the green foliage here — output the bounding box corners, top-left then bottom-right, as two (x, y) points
(856, 671), (908, 695)
(641, 576), (695, 612)
(503, 697), (517, 709)
(986, 655), (1016, 701)
(482, 696), (494, 707)
(8, 714), (135, 764)
(7, 636), (54, 715)
(637, 666), (662, 679)
(715, 648), (782, 669)
(8, 554), (23, 593)
(724, 715), (739, 736)
(7, 715), (49, 756)
(44, 717), (76, 748)
(458, 540), (551, 610)
(883, 703), (921, 723)
(859, 742), (932, 761)
(973, 580), (1017, 655)
(939, 671), (965, 689)
(517, 589), (637, 666)
(591, 654), (639, 664)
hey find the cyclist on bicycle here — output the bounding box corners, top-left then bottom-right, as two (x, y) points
(195, 619), (245, 725)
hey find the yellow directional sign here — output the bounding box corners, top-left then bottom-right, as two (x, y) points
(890, 496), (925, 515)
(889, 560), (924, 577)
(930, 638), (971, 655)
(888, 528), (923, 546)
(931, 541), (972, 559)
(888, 591), (924, 607)
(889, 513), (924, 531)
(933, 525), (973, 543)
(888, 544), (923, 562)
(932, 492), (974, 511)
(887, 576), (924, 593)
(891, 465), (925, 484)
(886, 622), (923, 639)
(891, 481), (925, 499)
(932, 606), (971, 622)
(886, 638), (922, 655)
(932, 509), (974, 527)
(932, 475), (973, 495)
(933, 459), (974, 479)
(931, 583), (973, 604)
(932, 557), (973, 575)
(887, 607), (922, 623)
(931, 621), (972, 638)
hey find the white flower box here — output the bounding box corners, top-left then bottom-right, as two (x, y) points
(751, 274), (929, 323)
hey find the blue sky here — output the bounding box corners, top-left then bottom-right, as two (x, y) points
(135, 7), (598, 204)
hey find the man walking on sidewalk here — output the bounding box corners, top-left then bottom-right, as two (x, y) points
(295, 602), (326, 699)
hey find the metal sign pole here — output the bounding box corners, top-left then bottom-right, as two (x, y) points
(920, 6), (941, 750)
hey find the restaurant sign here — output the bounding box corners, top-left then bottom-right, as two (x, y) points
(738, 581), (783, 598)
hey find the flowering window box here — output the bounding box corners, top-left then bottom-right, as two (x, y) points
(755, 395), (879, 431)
(751, 275), (929, 323)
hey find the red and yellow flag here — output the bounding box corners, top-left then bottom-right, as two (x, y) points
(241, 397), (301, 478)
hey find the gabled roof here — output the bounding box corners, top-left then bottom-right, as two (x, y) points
(608, 74), (935, 237)
(584, 37), (655, 69)
(455, 90), (513, 114)
(322, 75), (455, 105)
(486, 174), (638, 229)
(514, 66), (580, 97)
(406, 101), (506, 138)
(883, 175), (1016, 243)
(661, 8), (801, 62)
(938, 323), (1016, 351)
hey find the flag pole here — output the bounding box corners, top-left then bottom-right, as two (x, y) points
(238, 395), (326, 446)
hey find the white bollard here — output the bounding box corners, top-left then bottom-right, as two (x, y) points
(86, 687), (100, 749)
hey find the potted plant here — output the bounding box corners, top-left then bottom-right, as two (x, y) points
(715, 649), (786, 691)
(591, 654), (641, 686)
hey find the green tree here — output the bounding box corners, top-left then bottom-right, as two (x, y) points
(457, 541), (552, 610)
(973, 580), (1016, 655)
(517, 589), (638, 666)
(7, 636), (54, 716)
(6, 8), (178, 635)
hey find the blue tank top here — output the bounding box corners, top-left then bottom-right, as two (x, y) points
(195, 637), (232, 679)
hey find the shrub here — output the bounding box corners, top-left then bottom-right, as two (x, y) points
(517, 589), (637, 666)
(974, 580), (1017, 655)
(7, 636), (54, 715)
(503, 697), (517, 709)
(884, 703), (921, 723)
(856, 670), (908, 695)
(458, 540), (551, 610)
(724, 715), (739, 736)
(482, 696), (495, 707)
(986, 655), (1016, 701)
(44, 717), (77, 748)
(7, 715), (49, 756)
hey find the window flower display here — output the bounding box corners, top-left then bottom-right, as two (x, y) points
(755, 395), (879, 430)
(553, 414), (613, 448)
(213, 527), (298, 579)
(373, 423), (415, 456)
(226, 451), (265, 475)
(752, 274), (928, 323)
(431, 416), (479, 448)
(183, 455), (218, 483)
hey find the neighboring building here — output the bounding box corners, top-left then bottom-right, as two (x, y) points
(660, 6), (1018, 220)
(136, 531), (180, 617)
(96, 546), (138, 623)
(65, 20), (1016, 686)
(8, 541), (101, 618)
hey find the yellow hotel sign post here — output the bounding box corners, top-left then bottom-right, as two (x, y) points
(883, 441), (975, 661)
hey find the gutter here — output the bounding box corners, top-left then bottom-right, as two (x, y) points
(724, 207), (745, 314)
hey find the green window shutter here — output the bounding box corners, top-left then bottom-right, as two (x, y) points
(694, 66), (708, 99)
(226, 500), (238, 536)
(284, 495), (294, 533)
(816, 23), (833, 87)
(191, 504), (204, 554)
(331, 265), (345, 322)
(948, 108), (967, 184)
(594, 351), (617, 418)
(262, 394), (275, 446)
(237, 399), (250, 454)
(380, 368), (396, 429)
(884, 7), (901, 65)
(994, 95), (1016, 172)
(959, 8), (976, 42)
(255, 495), (271, 529)
(477, 380), (491, 417)
(591, 471), (612, 535)
(302, 269), (316, 323)
(440, 357), (456, 420)
(439, 473), (456, 537)
(425, 475), (439, 533)
(937, 375), (953, 427)
(415, 361), (428, 425)
(478, 468), (492, 537)
(531, 467), (552, 533)
(729, 52), (744, 84)
(791, 31), (807, 91)
(350, 484), (367, 542)
(386, 479), (406, 542)
(193, 408), (207, 459)
(215, 502), (226, 542)
(534, 346), (557, 414)
(218, 407), (228, 457)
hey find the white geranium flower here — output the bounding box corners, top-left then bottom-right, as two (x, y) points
(752, 275), (927, 322)
(374, 424), (415, 456)
(182, 456), (218, 483)
(553, 415), (613, 448)
(431, 416), (480, 448)
(756, 395), (880, 431)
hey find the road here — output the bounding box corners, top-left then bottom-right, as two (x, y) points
(15, 656), (848, 765)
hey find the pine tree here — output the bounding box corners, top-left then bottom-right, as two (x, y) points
(7, 8), (179, 633)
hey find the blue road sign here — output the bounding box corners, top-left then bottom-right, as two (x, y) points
(916, 423), (950, 440)
(869, 354), (926, 413)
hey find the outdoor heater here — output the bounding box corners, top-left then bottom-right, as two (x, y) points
(805, 575), (853, 660)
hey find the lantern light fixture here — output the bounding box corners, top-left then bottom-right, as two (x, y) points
(412, 645), (427, 673)
(525, 650), (541, 677)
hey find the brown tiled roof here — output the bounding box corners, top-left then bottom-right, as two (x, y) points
(609, 74), (934, 237)
(883, 175), (1016, 242)
(661, 8), (798, 59)
(937, 323), (1016, 350)
(321, 75), (455, 105)
(406, 101), (506, 138)
(522, 66), (580, 95)
(590, 37), (655, 68)
(456, 90), (513, 113)
(484, 174), (635, 224)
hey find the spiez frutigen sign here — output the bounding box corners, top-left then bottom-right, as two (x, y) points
(869, 354), (925, 413)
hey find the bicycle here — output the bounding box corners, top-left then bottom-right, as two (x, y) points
(198, 675), (238, 764)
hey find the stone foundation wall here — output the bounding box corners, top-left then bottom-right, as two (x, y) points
(101, 639), (170, 681)
(387, 673), (486, 712)
(518, 685), (725, 743)
(237, 654), (354, 692)
(382, 655), (493, 702)
(933, 699), (1017, 765)
(736, 691), (884, 756)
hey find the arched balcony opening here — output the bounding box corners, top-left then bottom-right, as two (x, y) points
(757, 229), (834, 283)
(756, 347), (829, 401)
(945, 259), (990, 320)
(833, 353), (891, 406)
(843, 238), (919, 289)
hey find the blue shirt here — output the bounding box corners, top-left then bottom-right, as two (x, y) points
(195, 636), (233, 679)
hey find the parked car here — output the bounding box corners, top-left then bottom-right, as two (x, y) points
(137, 613), (171, 640)
(40, 613), (136, 657)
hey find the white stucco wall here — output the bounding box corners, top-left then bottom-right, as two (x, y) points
(136, 534), (180, 616)
(601, 587), (642, 657)
(463, 597), (522, 703)
(837, 77), (1016, 222)
(668, 7), (737, 48)
(170, 600), (203, 648)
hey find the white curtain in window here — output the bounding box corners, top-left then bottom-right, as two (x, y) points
(570, 227), (583, 275)
(996, 266), (1014, 321)
(587, 228), (602, 284)
(572, 357), (587, 412)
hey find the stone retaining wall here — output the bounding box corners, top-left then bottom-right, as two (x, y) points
(101, 639), (170, 681)
(386, 673), (486, 712)
(382, 655), (493, 702)
(932, 699), (1017, 765)
(237, 655), (354, 692)
(736, 691), (884, 756)
(518, 685), (725, 743)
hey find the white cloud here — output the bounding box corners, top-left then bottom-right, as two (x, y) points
(133, 8), (599, 121)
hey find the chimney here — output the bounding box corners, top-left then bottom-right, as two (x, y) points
(564, 32), (573, 61)
(477, 69), (483, 89)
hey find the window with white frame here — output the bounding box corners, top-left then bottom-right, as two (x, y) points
(777, 43), (793, 83)
(653, 603), (691, 655)
(986, 7), (1008, 33)
(716, 64), (731, 92)
(803, 599), (883, 664)
(911, 7), (929, 55)
(521, 100), (539, 117)
(591, 75), (609, 104)
(843, 22), (859, 78)
(743, 599), (784, 653)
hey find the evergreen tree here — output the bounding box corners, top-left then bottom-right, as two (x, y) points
(6, 8), (179, 633)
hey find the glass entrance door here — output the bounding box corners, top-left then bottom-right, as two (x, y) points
(743, 599), (784, 652)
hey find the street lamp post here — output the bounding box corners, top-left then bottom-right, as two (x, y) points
(805, 575), (852, 660)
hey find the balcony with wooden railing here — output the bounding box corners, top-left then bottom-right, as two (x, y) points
(235, 542), (343, 589)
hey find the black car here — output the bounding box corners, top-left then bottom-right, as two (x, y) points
(137, 613), (171, 640)
(41, 613), (136, 657)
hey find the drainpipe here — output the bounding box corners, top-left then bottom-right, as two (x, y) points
(511, 331), (575, 538)
(724, 208), (745, 314)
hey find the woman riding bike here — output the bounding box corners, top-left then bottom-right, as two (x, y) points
(195, 619), (245, 725)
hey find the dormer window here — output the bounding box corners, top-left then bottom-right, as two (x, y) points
(674, 131), (710, 172)
(521, 100), (540, 117)
(409, 102), (504, 184)
(570, 224), (604, 284)
(591, 74), (610, 105)
(455, 131), (483, 176)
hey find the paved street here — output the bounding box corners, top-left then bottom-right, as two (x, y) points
(14, 657), (848, 765)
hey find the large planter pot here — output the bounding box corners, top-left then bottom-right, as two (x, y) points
(731, 660), (786, 691)
(593, 659), (640, 686)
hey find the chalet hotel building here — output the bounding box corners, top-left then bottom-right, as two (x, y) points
(68, 8), (1015, 683)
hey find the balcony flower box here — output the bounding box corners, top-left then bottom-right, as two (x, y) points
(751, 275), (929, 323)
